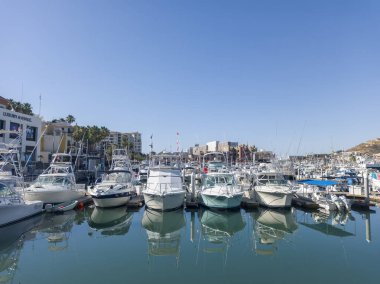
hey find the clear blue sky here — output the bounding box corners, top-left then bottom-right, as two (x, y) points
(1, 0), (379, 155)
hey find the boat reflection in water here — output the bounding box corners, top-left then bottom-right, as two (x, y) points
(32, 211), (76, 252)
(252, 207), (298, 255)
(199, 209), (245, 263)
(87, 206), (134, 236)
(142, 209), (185, 261)
(0, 214), (43, 283)
(299, 209), (355, 238)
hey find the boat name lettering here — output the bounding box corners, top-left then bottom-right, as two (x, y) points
(3, 112), (32, 122)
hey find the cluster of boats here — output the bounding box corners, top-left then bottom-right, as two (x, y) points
(1, 133), (374, 229)
(0, 131), (86, 227)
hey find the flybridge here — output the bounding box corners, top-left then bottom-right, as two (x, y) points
(2, 111), (32, 122)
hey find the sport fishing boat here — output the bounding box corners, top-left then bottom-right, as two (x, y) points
(253, 172), (293, 208)
(24, 153), (85, 204)
(200, 173), (244, 209)
(142, 154), (186, 211)
(0, 130), (25, 190)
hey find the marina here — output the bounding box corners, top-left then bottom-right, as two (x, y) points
(1, 1), (380, 283)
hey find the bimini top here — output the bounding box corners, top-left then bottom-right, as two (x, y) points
(297, 179), (339, 187)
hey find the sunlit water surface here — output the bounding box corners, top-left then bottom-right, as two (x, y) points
(1, 205), (379, 284)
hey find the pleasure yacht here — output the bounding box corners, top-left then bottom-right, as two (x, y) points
(88, 149), (136, 208)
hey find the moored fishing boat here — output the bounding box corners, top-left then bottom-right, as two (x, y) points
(24, 153), (85, 204)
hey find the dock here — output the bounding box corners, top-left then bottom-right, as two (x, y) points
(126, 195), (145, 209)
(240, 197), (259, 210)
(185, 193), (199, 210)
(76, 194), (93, 207)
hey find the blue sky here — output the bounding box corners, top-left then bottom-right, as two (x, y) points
(1, 0), (379, 155)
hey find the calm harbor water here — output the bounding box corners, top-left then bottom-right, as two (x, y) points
(1, 205), (379, 284)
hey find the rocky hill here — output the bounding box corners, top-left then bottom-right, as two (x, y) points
(348, 138), (380, 155)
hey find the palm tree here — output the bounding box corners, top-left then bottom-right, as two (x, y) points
(7, 99), (33, 115)
(66, 115), (76, 124)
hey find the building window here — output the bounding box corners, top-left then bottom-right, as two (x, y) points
(25, 146), (35, 162)
(0, 120), (5, 137)
(26, 126), (37, 141)
(9, 122), (21, 138)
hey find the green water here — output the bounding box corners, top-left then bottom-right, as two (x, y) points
(1, 205), (379, 284)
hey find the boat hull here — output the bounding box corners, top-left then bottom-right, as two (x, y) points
(24, 189), (85, 204)
(92, 192), (134, 208)
(254, 189), (292, 208)
(201, 193), (243, 209)
(143, 191), (185, 211)
(0, 201), (44, 227)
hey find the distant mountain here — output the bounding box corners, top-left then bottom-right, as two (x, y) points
(348, 138), (380, 155)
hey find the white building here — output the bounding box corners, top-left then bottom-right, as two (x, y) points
(105, 131), (142, 153)
(0, 98), (42, 162)
(207, 141), (219, 152)
(40, 121), (75, 163)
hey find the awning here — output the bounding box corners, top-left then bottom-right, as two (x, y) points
(297, 179), (339, 187)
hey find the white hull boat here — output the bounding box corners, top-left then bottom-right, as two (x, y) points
(254, 186), (293, 208)
(1, 183), (44, 227)
(0, 200), (44, 227)
(24, 153), (84, 204)
(252, 172), (293, 208)
(89, 149), (137, 208)
(142, 157), (186, 211)
(24, 188), (85, 204)
(143, 190), (185, 211)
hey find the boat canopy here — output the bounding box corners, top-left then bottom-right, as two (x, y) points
(297, 179), (339, 187)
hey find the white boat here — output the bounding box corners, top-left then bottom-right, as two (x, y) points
(253, 172), (293, 208)
(138, 162), (149, 182)
(200, 173), (243, 209)
(142, 154), (186, 211)
(24, 153), (85, 204)
(88, 149), (136, 208)
(0, 182), (44, 227)
(142, 208), (185, 257)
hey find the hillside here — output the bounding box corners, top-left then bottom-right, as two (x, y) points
(348, 138), (380, 155)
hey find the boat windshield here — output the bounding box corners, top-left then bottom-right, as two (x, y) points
(207, 162), (224, 170)
(0, 183), (13, 196)
(257, 175), (288, 186)
(103, 172), (131, 183)
(34, 176), (73, 186)
(203, 175), (235, 187)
